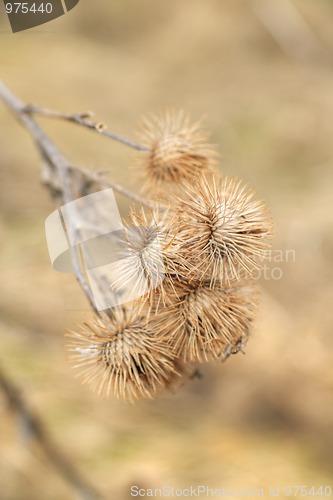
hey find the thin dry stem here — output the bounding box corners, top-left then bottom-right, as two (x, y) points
(24, 103), (150, 151)
(0, 81), (153, 315)
(0, 362), (100, 500)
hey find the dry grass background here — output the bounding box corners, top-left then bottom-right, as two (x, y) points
(1, 1), (333, 498)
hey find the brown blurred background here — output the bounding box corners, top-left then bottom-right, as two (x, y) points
(1, 1), (333, 498)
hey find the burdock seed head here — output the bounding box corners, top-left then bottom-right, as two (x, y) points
(154, 279), (259, 363)
(66, 307), (178, 401)
(137, 110), (217, 195)
(174, 174), (272, 285)
(109, 205), (175, 307)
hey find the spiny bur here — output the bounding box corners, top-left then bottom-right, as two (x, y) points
(68, 110), (272, 402)
(173, 175), (272, 285)
(137, 110), (217, 195)
(153, 279), (258, 362)
(67, 307), (180, 402)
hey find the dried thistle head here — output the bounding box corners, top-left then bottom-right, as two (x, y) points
(63, 108), (273, 402)
(174, 175), (272, 285)
(154, 279), (258, 363)
(109, 205), (177, 307)
(137, 110), (217, 195)
(66, 307), (178, 401)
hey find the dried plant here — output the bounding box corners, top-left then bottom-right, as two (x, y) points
(153, 280), (259, 363)
(108, 205), (173, 307)
(0, 83), (272, 403)
(172, 175), (272, 285)
(66, 112), (272, 400)
(137, 110), (218, 195)
(67, 307), (179, 402)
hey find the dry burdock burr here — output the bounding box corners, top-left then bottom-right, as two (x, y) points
(67, 111), (272, 402)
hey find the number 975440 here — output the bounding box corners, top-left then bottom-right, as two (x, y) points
(5, 3), (53, 14)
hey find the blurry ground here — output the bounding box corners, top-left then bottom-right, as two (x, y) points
(1, 1), (333, 498)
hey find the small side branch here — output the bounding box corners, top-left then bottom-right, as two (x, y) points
(0, 80), (153, 314)
(24, 103), (150, 152)
(0, 363), (101, 500)
(68, 164), (152, 206)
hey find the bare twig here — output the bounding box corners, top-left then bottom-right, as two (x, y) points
(0, 80), (153, 314)
(0, 82), (151, 206)
(24, 103), (150, 152)
(250, 0), (332, 64)
(0, 362), (101, 500)
(68, 164), (151, 206)
(0, 81), (99, 309)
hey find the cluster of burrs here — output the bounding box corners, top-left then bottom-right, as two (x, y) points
(67, 111), (272, 402)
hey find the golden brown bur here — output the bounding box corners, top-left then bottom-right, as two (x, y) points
(137, 110), (217, 195)
(66, 307), (181, 402)
(66, 111), (273, 402)
(153, 279), (259, 363)
(109, 205), (176, 307)
(173, 175), (272, 285)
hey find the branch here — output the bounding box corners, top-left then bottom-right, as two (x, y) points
(0, 80), (152, 314)
(68, 163), (151, 206)
(0, 362), (101, 500)
(24, 103), (150, 152)
(0, 82), (151, 206)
